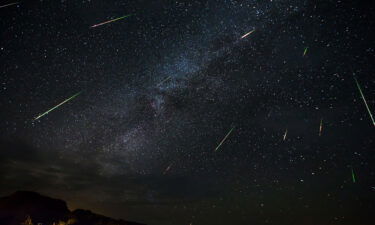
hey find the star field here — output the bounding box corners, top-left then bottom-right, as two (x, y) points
(0, 1), (374, 225)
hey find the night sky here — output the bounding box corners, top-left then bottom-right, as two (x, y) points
(1, 0), (374, 225)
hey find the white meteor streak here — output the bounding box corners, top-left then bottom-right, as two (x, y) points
(91, 14), (132, 28)
(163, 163), (173, 175)
(319, 119), (323, 136)
(283, 128), (288, 141)
(0, 2), (19, 8)
(240, 29), (255, 39)
(214, 127), (235, 151)
(354, 77), (375, 127)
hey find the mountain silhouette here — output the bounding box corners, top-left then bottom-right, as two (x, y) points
(0, 191), (146, 225)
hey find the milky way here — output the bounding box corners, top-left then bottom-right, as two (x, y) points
(31, 0), (310, 174)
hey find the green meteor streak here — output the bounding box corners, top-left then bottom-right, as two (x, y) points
(34, 91), (81, 120)
(157, 76), (171, 86)
(351, 168), (356, 183)
(214, 127), (235, 152)
(354, 77), (375, 127)
(303, 47), (308, 56)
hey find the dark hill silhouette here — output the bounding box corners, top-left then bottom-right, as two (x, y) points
(0, 191), (146, 225)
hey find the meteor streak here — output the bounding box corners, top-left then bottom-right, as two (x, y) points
(34, 91), (81, 121)
(303, 47), (308, 56)
(0, 2), (19, 8)
(351, 168), (356, 183)
(214, 127), (235, 151)
(319, 119), (323, 136)
(157, 76), (171, 86)
(163, 163), (173, 175)
(91, 14), (133, 28)
(283, 128), (288, 141)
(354, 77), (375, 126)
(240, 29), (255, 39)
